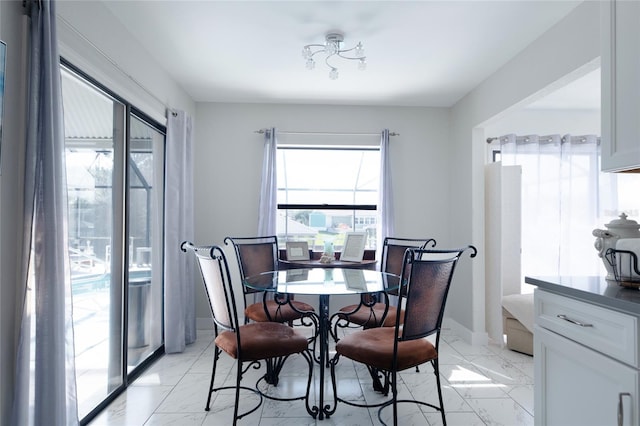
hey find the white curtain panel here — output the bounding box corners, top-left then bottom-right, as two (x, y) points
(149, 129), (166, 350)
(500, 134), (614, 278)
(12, 1), (79, 424)
(164, 110), (196, 353)
(377, 129), (395, 253)
(257, 128), (277, 236)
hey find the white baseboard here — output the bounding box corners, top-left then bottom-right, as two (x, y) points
(443, 316), (489, 346)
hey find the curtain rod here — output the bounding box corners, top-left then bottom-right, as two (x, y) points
(486, 134), (600, 144)
(254, 129), (399, 137)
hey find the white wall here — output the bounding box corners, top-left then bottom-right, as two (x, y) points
(486, 108), (601, 139)
(192, 103), (451, 320)
(448, 1), (600, 343)
(56, 1), (195, 122)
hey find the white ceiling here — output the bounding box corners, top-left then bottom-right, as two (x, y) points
(102, 0), (587, 108)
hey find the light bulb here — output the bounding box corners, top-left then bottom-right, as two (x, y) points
(325, 41), (338, 55)
(358, 58), (367, 71)
(329, 68), (339, 80)
(302, 46), (311, 59)
(355, 42), (364, 57)
(306, 58), (315, 70)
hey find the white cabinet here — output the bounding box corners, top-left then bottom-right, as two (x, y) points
(534, 289), (640, 426)
(601, 0), (640, 172)
(535, 326), (638, 426)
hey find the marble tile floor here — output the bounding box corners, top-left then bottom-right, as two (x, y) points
(89, 326), (534, 426)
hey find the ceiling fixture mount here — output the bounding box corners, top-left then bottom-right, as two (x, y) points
(301, 32), (366, 80)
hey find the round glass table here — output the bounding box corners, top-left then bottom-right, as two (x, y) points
(244, 268), (401, 420)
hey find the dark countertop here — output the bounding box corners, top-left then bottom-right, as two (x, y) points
(525, 276), (640, 315)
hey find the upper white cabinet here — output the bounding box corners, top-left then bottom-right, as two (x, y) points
(601, 0), (640, 172)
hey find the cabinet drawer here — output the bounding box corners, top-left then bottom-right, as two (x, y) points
(535, 289), (638, 367)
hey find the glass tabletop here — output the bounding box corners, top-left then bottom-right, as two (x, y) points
(244, 268), (401, 295)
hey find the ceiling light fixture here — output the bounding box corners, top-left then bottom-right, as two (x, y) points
(301, 32), (366, 80)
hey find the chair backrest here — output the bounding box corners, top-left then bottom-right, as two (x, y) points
(224, 236), (279, 294)
(397, 246), (477, 342)
(181, 242), (239, 333)
(381, 237), (437, 276)
(380, 238), (437, 299)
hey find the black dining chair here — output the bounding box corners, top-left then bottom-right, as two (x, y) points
(181, 242), (315, 425)
(224, 235), (317, 327)
(330, 237), (437, 391)
(330, 237), (436, 341)
(328, 245), (477, 426)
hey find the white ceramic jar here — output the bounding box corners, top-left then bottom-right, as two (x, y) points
(593, 213), (640, 279)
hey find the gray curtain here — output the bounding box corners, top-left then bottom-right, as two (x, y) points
(377, 129), (395, 249)
(258, 128), (277, 236)
(164, 110), (195, 353)
(12, 1), (79, 424)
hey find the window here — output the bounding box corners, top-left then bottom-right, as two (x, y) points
(277, 146), (380, 251)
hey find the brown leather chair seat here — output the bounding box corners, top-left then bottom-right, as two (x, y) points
(336, 327), (437, 371)
(216, 321), (309, 361)
(245, 299), (315, 323)
(334, 303), (402, 328)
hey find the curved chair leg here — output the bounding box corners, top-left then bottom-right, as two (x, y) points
(265, 356), (292, 386)
(327, 352), (340, 418)
(302, 349), (316, 418)
(391, 371), (398, 426)
(369, 367), (390, 395)
(206, 346), (221, 410)
(254, 350), (317, 419)
(329, 315), (344, 343)
(433, 358), (447, 425)
(232, 360), (242, 425)
(303, 314), (320, 364)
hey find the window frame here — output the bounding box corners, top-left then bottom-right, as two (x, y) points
(276, 144), (380, 249)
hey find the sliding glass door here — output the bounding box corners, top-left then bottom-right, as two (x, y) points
(61, 65), (165, 421)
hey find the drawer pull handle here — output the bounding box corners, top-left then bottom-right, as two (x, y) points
(557, 314), (593, 327)
(618, 392), (631, 426)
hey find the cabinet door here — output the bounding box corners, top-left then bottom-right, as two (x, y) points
(535, 325), (639, 426)
(601, 0), (640, 172)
